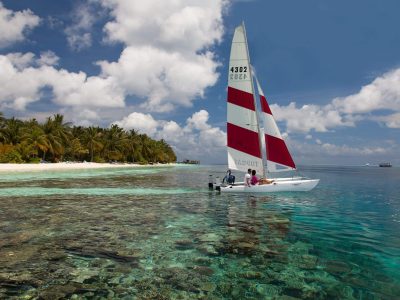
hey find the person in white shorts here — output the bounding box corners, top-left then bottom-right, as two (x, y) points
(244, 168), (251, 187)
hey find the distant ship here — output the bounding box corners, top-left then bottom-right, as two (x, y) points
(181, 159), (200, 164)
(379, 162), (392, 167)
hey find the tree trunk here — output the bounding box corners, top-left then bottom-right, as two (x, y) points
(90, 144), (94, 162)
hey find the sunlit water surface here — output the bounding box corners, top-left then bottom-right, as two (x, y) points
(0, 165), (399, 299)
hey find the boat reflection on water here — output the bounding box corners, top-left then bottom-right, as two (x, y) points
(224, 195), (291, 256)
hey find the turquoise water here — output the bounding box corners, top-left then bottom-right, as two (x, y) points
(0, 165), (399, 299)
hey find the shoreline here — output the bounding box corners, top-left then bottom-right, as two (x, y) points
(0, 162), (178, 173)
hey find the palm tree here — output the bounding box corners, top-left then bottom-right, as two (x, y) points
(83, 126), (103, 162)
(21, 125), (49, 159)
(159, 139), (176, 162)
(67, 138), (88, 161)
(103, 124), (128, 160)
(0, 112), (5, 143)
(52, 114), (72, 142)
(125, 129), (141, 162)
(41, 117), (63, 161)
(139, 134), (153, 163)
(1, 117), (23, 145)
(102, 124), (128, 161)
(51, 114), (72, 161)
(0, 113), (177, 164)
(0, 112), (5, 128)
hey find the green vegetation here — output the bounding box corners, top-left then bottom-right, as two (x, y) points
(0, 112), (176, 164)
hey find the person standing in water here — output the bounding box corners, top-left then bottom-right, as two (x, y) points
(223, 169), (235, 184)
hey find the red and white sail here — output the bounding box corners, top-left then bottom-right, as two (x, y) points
(256, 79), (296, 172)
(227, 24), (264, 174)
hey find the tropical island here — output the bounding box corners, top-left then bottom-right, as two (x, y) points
(0, 113), (176, 165)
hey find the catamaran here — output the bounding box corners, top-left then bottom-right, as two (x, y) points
(215, 23), (319, 193)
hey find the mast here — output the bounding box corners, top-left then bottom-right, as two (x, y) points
(242, 22), (266, 178)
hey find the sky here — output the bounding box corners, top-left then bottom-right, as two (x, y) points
(0, 0), (399, 166)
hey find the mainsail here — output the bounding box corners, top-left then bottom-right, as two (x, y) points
(227, 24), (264, 175)
(256, 79), (296, 172)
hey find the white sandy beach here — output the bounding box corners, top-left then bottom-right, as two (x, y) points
(0, 162), (177, 172)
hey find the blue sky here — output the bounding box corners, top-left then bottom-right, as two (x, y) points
(1, 0), (399, 165)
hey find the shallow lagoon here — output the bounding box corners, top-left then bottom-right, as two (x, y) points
(0, 165), (399, 299)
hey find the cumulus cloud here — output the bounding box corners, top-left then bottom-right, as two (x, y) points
(158, 121), (185, 143)
(5, 51), (59, 68)
(186, 109), (212, 131)
(64, 3), (97, 51)
(270, 102), (353, 133)
(0, 2), (40, 48)
(113, 112), (159, 136)
(5, 52), (35, 70)
(332, 69), (400, 114)
(0, 53), (125, 110)
(1, 1), (226, 114)
(269, 68), (400, 133)
(37, 51), (59, 66)
(370, 112), (400, 129)
(286, 137), (397, 166)
(320, 143), (387, 156)
(98, 46), (219, 112)
(113, 109), (226, 162)
(95, 0), (226, 112)
(100, 0), (225, 51)
(60, 107), (101, 127)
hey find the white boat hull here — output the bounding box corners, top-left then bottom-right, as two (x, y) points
(218, 178), (319, 193)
